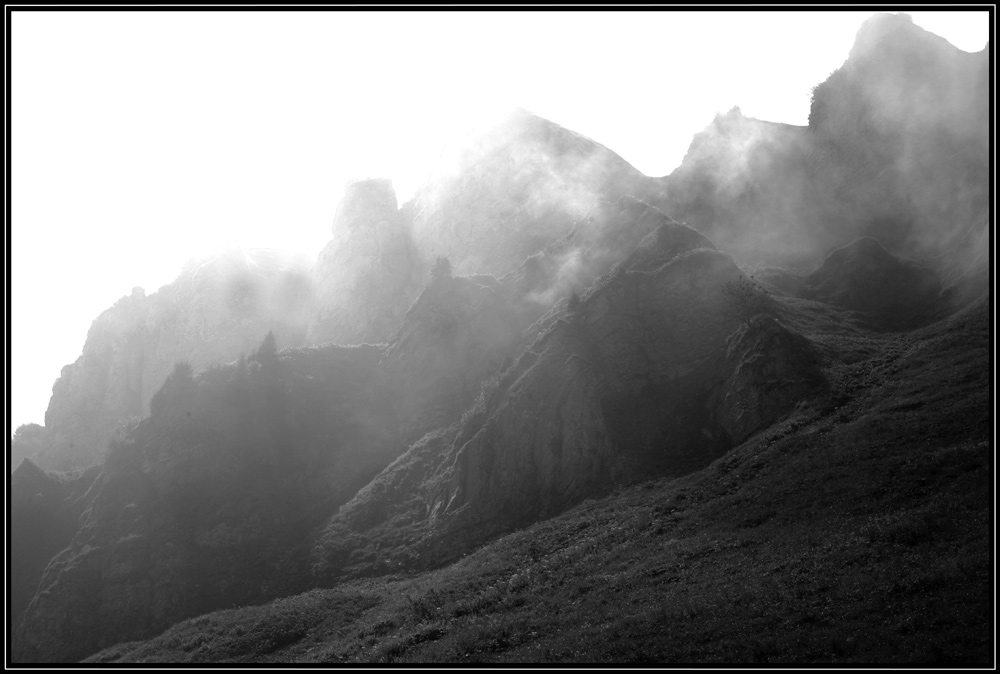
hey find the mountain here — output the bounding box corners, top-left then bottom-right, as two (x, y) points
(801, 236), (944, 331)
(86, 294), (991, 665)
(311, 204), (828, 581)
(664, 12), (989, 299)
(20, 249), (314, 472)
(406, 108), (670, 278)
(13, 248), (580, 662)
(10, 12), (990, 665)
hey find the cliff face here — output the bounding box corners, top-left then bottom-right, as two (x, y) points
(308, 179), (424, 346)
(312, 219), (826, 579)
(664, 12), (988, 286)
(13, 258), (559, 662)
(37, 249), (314, 472)
(381, 274), (523, 444)
(715, 316), (825, 443)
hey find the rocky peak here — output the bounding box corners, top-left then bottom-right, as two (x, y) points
(849, 12), (951, 62)
(815, 11), (985, 136)
(406, 110), (669, 279)
(307, 179), (422, 346)
(332, 178), (400, 234)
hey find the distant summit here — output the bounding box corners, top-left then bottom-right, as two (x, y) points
(665, 9), (987, 295)
(35, 248), (313, 471)
(407, 106), (669, 278)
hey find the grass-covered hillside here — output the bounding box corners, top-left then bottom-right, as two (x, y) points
(87, 295), (991, 665)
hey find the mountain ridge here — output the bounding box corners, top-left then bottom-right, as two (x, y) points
(9, 12), (990, 664)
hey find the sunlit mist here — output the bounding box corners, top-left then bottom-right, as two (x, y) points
(10, 9), (989, 432)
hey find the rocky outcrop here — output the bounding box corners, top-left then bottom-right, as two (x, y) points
(803, 237), (943, 330)
(308, 179), (423, 346)
(37, 249), (313, 471)
(715, 315), (825, 444)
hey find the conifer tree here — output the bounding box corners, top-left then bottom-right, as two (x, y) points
(254, 331), (278, 366)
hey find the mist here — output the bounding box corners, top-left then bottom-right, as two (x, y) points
(11, 11), (987, 432)
(8, 10), (992, 666)
(661, 13), (989, 296)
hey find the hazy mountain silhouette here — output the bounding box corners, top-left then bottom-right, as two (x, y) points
(9, 13), (990, 665)
(15, 249), (314, 472)
(664, 12), (987, 299)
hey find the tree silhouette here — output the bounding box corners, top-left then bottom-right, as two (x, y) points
(431, 256), (452, 283)
(149, 360), (196, 419)
(253, 331), (278, 366)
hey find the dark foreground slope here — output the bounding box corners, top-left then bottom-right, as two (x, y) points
(86, 293), (990, 665)
(9, 461), (101, 643)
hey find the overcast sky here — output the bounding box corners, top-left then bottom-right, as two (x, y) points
(10, 10), (991, 433)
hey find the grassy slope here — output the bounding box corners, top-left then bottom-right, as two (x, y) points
(87, 296), (991, 665)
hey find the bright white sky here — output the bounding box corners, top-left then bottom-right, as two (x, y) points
(9, 10), (990, 433)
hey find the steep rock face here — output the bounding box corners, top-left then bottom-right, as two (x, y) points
(664, 13), (988, 283)
(308, 179), (423, 346)
(406, 108), (670, 279)
(15, 253), (571, 662)
(381, 273), (523, 445)
(715, 315), (825, 443)
(313, 220), (827, 580)
(809, 13), (988, 263)
(38, 250), (313, 471)
(802, 237), (943, 330)
(13, 344), (402, 664)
